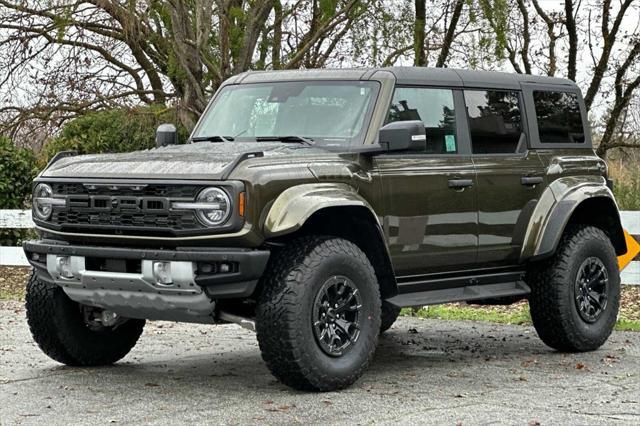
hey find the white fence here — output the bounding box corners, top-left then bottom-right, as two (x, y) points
(1, 209), (639, 285)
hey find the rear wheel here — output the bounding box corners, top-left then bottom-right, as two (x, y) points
(256, 236), (381, 391)
(527, 225), (620, 352)
(25, 270), (145, 366)
(380, 302), (401, 333)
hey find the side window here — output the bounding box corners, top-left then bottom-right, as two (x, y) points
(464, 90), (523, 154)
(387, 87), (457, 154)
(533, 91), (585, 143)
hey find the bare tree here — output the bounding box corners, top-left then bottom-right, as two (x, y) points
(597, 40), (640, 156)
(475, 0), (640, 156)
(0, 0), (365, 138)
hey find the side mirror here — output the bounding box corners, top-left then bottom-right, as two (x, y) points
(155, 123), (177, 147)
(378, 120), (426, 152)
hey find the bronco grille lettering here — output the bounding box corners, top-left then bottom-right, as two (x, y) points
(42, 182), (206, 234)
(73, 195), (170, 212)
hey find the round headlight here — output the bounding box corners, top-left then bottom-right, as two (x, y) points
(195, 187), (231, 226)
(33, 183), (54, 220)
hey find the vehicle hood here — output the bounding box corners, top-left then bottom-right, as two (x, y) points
(41, 142), (332, 180)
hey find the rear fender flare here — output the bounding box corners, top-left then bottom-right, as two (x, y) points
(521, 176), (625, 260)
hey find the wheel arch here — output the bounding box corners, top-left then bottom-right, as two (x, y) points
(262, 184), (397, 299)
(263, 183), (376, 237)
(523, 182), (626, 261)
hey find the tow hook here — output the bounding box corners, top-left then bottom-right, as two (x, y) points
(81, 306), (125, 330)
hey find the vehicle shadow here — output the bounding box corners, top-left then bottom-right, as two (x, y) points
(39, 321), (573, 396)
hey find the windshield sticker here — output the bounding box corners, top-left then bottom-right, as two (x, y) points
(445, 134), (456, 152)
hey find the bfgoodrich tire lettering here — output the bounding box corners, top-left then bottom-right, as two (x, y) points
(25, 270), (145, 366)
(256, 236), (381, 391)
(527, 225), (620, 352)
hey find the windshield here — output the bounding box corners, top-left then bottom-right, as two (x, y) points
(192, 80), (380, 146)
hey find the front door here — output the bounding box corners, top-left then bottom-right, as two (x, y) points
(463, 89), (546, 265)
(375, 86), (478, 277)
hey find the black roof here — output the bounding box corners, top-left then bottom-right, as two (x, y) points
(228, 67), (577, 90)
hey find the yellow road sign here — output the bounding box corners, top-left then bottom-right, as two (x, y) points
(618, 229), (640, 271)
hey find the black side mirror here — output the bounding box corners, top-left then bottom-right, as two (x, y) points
(155, 123), (177, 147)
(378, 120), (426, 152)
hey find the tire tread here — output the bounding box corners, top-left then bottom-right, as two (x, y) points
(25, 270), (145, 366)
(256, 236), (380, 391)
(527, 225), (620, 352)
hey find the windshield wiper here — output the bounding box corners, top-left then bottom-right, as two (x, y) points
(255, 135), (314, 146)
(191, 135), (234, 143)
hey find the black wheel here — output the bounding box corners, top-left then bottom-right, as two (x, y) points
(25, 270), (145, 366)
(256, 236), (381, 391)
(380, 302), (401, 333)
(527, 225), (620, 352)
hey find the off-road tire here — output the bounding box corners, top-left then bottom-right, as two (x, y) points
(25, 270), (145, 366)
(380, 302), (401, 333)
(527, 225), (620, 352)
(256, 236), (381, 391)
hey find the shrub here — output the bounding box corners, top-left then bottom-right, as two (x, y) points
(0, 136), (38, 245)
(609, 161), (640, 211)
(40, 105), (188, 165)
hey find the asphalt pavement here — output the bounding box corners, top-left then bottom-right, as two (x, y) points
(1, 300), (638, 425)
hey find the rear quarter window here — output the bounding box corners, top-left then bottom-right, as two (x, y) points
(533, 91), (585, 144)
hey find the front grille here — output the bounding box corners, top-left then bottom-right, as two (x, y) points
(51, 183), (200, 198)
(43, 182), (206, 236)
(51, 210), (200, 229)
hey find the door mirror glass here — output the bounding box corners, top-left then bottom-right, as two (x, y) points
(378, 120), (426, 152)
(156, 123), (178, 147)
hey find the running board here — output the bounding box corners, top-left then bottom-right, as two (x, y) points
(386, 281), (531, 309)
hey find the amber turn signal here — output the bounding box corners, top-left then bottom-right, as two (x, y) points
(238, 192), (246, 217)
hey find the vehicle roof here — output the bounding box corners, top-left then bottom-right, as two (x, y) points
(227, 67), (577, 90)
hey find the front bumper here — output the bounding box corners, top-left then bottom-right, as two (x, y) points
(23, 240), (270, 323)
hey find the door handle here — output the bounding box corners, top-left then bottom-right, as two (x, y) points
(521, 176), (543, 186)
(448, 179), (473, 189)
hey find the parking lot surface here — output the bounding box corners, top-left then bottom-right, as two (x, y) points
(1, 300), (638, 425)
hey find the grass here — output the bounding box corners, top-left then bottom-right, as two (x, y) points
(402, 303), (532, 326)
(403, 298), (640, 332)
(609, 160), (640, 210)
(614, 319), (640, 332)
(0, 266), (30, 301)
(0, 288), (24, 301)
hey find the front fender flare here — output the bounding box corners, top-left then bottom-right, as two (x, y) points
(263, 183), (378, 238)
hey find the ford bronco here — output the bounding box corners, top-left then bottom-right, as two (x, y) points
(24, 67), (627, 391)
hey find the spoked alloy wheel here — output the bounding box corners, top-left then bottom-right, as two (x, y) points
(527, 225), (620, 352)
(574, 257), (609, 323)
(256, 236), (381, 391)
(312, 276), (362, 357)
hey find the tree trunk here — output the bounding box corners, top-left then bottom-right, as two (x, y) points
(435, 0), (464, 68)
(414, 0), (426, 66)
(564, 0), (578, 81)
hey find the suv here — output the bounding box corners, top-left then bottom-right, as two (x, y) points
(24, 68), (627, 391)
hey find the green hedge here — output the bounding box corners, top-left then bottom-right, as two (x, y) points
(0, 136), (38, 245)
(40, 105), (188, 165)
(1, 105), (187, 245)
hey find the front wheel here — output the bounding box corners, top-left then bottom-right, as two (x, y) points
(256, 236), (381, 391)
(527, 225), (620, 352)
(25, 270), (145, 366)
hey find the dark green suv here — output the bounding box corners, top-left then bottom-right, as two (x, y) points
(24, 67), (627, 391)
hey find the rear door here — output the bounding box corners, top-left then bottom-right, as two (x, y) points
(374, 86), (478, 277)
(464, 89), (546, 266)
